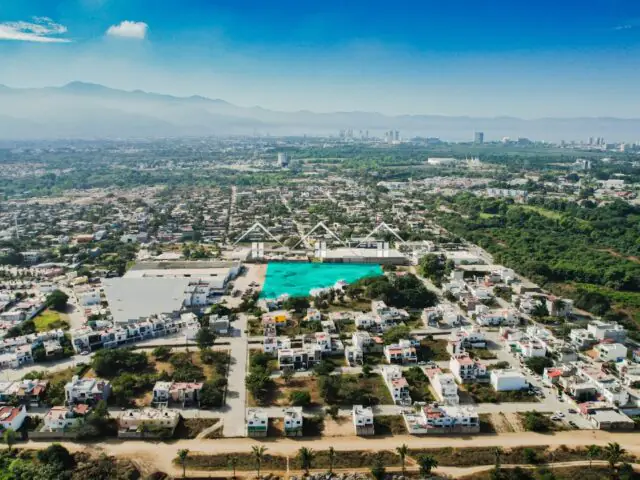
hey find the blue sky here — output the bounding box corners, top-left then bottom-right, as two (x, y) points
(1, 0), (640, 117)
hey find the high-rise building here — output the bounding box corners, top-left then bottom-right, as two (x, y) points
(474, 132), (484, 144)
(277, 152), (289, 167)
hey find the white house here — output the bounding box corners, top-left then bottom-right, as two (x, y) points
(595, 343), (628, 363)
(65, 376), (111, 404)
(0, 405), (27, 431)
(587, 321), (626, 343)
(449, 353), (487, 383)
(352, 405), (375, 435)
(490, 369), (528, 391)
(246, 408), (269, 437)
(382, 365), (412, 406)
(304, 308), (322, 322)
(384, 339), (417, 364)
(430, 371), (459, 405)
(43, 404), (91, 432)
(403, 404), (480, 434)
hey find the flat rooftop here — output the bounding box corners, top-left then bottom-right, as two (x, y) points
(103, 277), (190, 324)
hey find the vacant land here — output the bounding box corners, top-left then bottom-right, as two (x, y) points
(418, 337), (449, 361)
(248, 376), (321, 407)
(464, 383), (537, 403)
(33, 309), (69, 332)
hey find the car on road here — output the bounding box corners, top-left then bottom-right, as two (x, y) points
(568, 421), (578, 428)
(80, 351), (90, 355)
(568, 408), (577, 414)
(554, 411), (565, 418)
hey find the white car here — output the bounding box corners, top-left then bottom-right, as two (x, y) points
(554, 411), (565, 418)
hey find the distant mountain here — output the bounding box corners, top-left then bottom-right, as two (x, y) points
(0, 82), (639, 141)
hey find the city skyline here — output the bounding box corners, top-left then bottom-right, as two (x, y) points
(1, 0), (640, 118)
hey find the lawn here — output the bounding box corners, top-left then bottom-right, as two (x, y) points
(33, 309), (69, 332)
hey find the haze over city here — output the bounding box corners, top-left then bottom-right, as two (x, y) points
(2, 0), (640, 118)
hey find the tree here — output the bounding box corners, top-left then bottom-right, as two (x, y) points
(152, 346), (172, 361)
(37, 443), (75, 470)
(370, 452), (386, 480)
(396, 444), (409, 477)
(46, 290), (69, 312)
(383, 325), (411, 345)
(525, 356), (553, 375)
(531, 301), (549, 319)
(281, 369), (294, 385)
(289, 390), (311, 407)
(604, 442), (626, 475)
(283, 296), (310, 313)
(362, 364), (373, 377)
(492, 447), (503, 480)
(587, 445), (602, 468)
(417, 454), (438, 478)
(228, 455), (239, 479)
(195, 327), (216, 349)
(252, 445), (267, 479)
(177, 449), (190, 478)
(297, 447), (316, 475)
(3, 428), (17, 451)
(328, 447), (336, 475)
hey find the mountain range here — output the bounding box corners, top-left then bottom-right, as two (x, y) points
(0, 82), (639, 142)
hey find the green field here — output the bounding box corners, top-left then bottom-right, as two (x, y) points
(33, 309), (69, 332)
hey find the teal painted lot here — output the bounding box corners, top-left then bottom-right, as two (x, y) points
(260, 262), (383, 299)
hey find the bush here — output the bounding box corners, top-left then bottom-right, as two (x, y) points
(525, 356), (554, 375)
(289, 390), (311, 407)
(522, 411), (550, 432)
(152, 346), (172, 361)
(92, 348), (148, 378)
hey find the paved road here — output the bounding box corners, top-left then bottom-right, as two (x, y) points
(221, 313), (248, 437)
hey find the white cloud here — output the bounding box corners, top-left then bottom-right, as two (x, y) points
(106, 21), (148, 39)
(0, 17), (70, 43)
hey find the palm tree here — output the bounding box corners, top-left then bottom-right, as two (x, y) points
(396, 444), (409, 477)
(252, 445), (267, 479)
(587, 445), (602, 468)
(493, 447), (503, 477)
(328, 447), (336, 475)
(3, 428), (17, 452)
(417, 454), (438, 478)
(297, 447), (316, 475)
(177, 449), (190, 478)
(228, 455), (239, 479)
(604, 442), (626, 474)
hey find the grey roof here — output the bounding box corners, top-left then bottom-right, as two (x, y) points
(102, 278), (190, 324)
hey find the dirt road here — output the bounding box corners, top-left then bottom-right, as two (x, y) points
(23, 430), (640, 477)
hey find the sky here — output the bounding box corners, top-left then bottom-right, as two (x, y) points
(1, 0), (640, 117)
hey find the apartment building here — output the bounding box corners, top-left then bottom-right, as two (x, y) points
(352, 405), (375, 436)
(384, 339), (417, 364)
(277, 347), (322, 371)
(403, 403), (480, 434)
(490, 369), (528, 391)
(117, 408), (180, 436)
(382, 365), (412, 406)
(449, 353), (487, 383)
(429, 370), (460, 405)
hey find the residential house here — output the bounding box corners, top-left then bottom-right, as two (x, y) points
(246, 408), (269, 437)
(595, 343), (628, 363)
(304, 308), (322, 322)
(117, 408), (180, 436)
(382, 365), (412, 406)
(384, 339), (417, 364)
(15, 379), (48, 407)
(449, 353), (487, 383)
(352, 405), (375, 436)
(578, 402), (635, 430)
(428, 370), (460, 405)
(42, 404), (91, 432)
(65, 376), (111, 405)
(0, 405), (27, 431)
(277, 347), (322, 371)
(490, 369), (528, 391)
(283, 407), (303, 437)
(587, 321), (626, 343)
(403, 404), (480, 434)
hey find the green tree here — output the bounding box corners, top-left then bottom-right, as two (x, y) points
(417, 454), (438, 478)
(152, 346), (172, 361)
(604, 442), (626, 475)
(525, 356), (554, 375)
(396, 443), (409, 477)
(281, 369), (294, 385)
(177, 449), (190, 478)
(328, 446), (336, 475)
(228, 455), (239, 479)
(370, 452), (386, 480)
(587, 444), (602, 468)
(195, 327), (216, 349)
(46, 290), (69, 312)
(252, 445), (267, 479)
(297, 447), (316, 475)
(289, 390), (311, 407)
(37, 443), (75, 470)
(2, 428), (17, 451)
